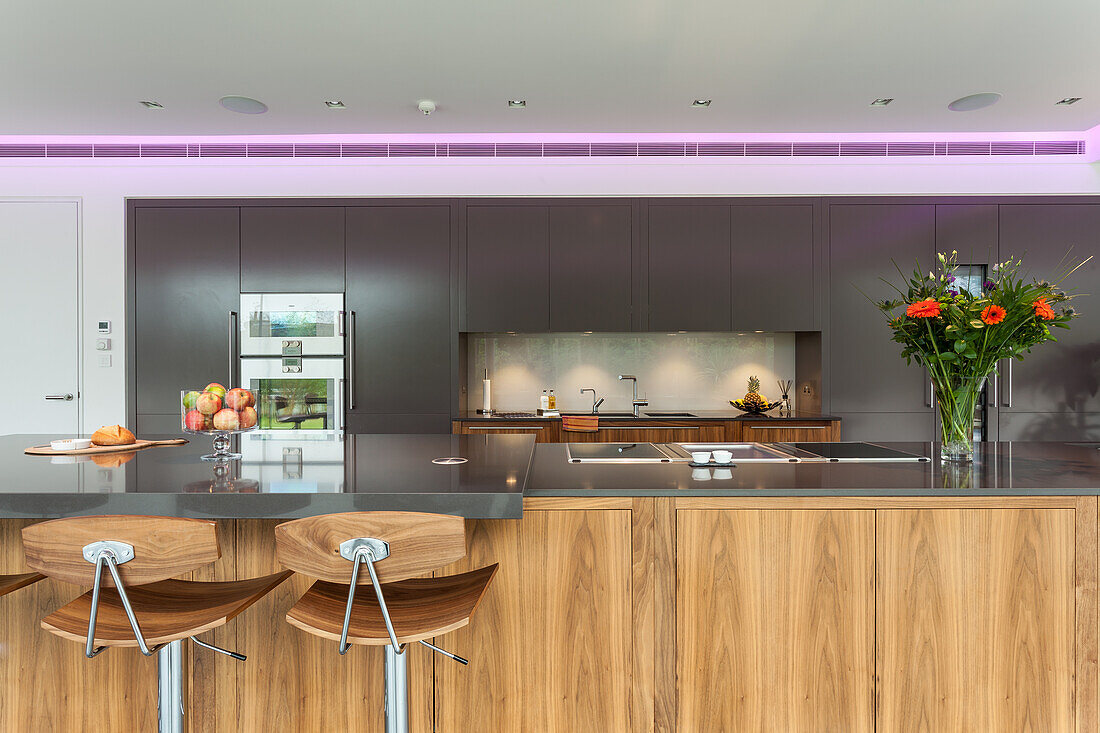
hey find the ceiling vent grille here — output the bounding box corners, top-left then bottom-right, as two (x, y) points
(0, 138), (1085, 160)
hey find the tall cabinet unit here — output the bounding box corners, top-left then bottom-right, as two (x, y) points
(345, 205), (453, 433)
(997, 203), (1100, 440)
(132, 206), (241, 433)
(827, 203), (936, 441)
(239, 206), (345, 292)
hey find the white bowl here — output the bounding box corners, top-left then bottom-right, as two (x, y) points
(713, 468), (733, 480)
(51, 438), (92, 451)
(691, 451), (712, 464)
(712, 450), (734, 464)
(691, 468), (712, 481)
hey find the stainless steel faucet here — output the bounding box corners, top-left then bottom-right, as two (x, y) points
(618, 375), (649, 417)
(580, 388), (605, 414)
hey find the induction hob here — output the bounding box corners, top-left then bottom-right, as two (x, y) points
(781, 442), (930, 462)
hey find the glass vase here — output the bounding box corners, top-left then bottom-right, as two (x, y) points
(934, 375), (986, 462)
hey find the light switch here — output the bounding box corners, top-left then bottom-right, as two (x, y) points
(95, 338), (111, 351)
(97, 354), (112, 368)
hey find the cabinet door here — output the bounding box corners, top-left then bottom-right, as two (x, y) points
(566, 421), (726, 443)
(549, 204), (633, 331)
(829, 204), (936, 413)
(346, 206), (451, 422)
(739, 420), (841, 442)
(466, 205), (549, 332)
(998, 203), (1100, 414)
(135, 207), (240, 417)
(731, 204), (816, 331)
(830, 412), (933, 442)
(648, 204), (731, 331)
(240, 207), (345, 292)
(435, 511), (633, 730)
(877, 509), (1075, 732)
(678, 509), (874, 731)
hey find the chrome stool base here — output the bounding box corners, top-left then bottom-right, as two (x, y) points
(158, 639), (184, 733)
(384, 644), (409, 733)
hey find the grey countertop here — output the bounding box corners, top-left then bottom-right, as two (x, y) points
(454, 410), (841, 422)
(525, 441), (1100, 496)
(0, 433), (532, 519)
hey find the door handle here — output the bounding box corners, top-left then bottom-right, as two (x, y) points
(229, 311), (239, 387)
(45, 394), (74, 401)
(348, 311), (356, 411)
(1003, 359), (1013, 408)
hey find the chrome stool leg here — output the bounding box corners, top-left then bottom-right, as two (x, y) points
(158, 639), (184, 733)
(384, 644), (409, 733)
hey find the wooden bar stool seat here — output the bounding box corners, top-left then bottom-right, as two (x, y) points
(286, 565), (496, 645)
(43, 573), (290, 647)
(0, 572), (44, 597)
(20, 514), (292, 733)
(276, 511), (498, 733)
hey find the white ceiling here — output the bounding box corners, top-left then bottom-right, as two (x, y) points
(3, 0), (1100, 136)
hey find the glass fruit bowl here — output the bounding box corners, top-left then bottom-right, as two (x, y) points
(180, 384), (258, 461)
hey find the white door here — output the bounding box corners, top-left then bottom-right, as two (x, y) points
(0, 201), (79, 434)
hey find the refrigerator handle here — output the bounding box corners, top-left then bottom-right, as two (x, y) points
(1004, 358), (1013, 408)
(337, 379), (346, 431)
(348, 311), (356, 411)
(229, 311), (238, 386)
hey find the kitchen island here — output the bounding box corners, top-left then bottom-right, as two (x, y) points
(1, 436), (1098, 732)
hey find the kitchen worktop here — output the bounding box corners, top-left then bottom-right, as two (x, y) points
(0, 433), (532, 519)
(525, 441), (1100, 496)
(454, 410), (841, 422)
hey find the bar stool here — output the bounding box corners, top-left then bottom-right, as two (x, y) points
(275, 511), (498, 733)
(21, 515), (292, 733)
(0, 572), (44, 597)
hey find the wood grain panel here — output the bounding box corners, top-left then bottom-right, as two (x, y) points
(677, 509), (874, 732)
(876, 509), (1076, 732)
(434, 510), (633, 731)
(1079, 496), (1098, 733)
(0, 519), (157, 732)
(563, 420), (727, 444)
(452, 421), (560, 443)
(735, 419), (841, 442)
(631, 497), (677, 733)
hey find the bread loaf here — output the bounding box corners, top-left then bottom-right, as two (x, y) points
(90, 425), (136, 446)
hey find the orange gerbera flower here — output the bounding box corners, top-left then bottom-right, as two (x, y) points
(980, 304), (1006, 325)
(1033, 298), (1056, 320)
(906, 299), (942, 318)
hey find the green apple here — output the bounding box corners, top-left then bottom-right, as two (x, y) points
(182, 390), (202, 410)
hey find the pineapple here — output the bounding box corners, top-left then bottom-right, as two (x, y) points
(741, 375), (766, 412)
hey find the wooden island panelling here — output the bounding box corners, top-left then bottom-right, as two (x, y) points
(1, 495), (1096, 731)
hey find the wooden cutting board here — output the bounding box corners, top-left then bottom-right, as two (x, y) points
(25, 438), (188, 456)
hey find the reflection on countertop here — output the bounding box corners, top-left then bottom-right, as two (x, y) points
(0, 432), (532, 519)
(453, 410), (841, 422)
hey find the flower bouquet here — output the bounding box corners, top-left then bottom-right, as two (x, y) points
(875, 250), (1087, 461)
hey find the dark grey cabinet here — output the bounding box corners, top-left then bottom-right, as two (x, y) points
(648, 204), (732, 331)
(466, 206), (549, 332)
(731, 204), (815, 331)
(240, 206), (345, 292)
(549, 204), (633, 331)
(828, 204), (936, 427)
(346, 206), (452, 429)
(134, 206), (241, 418)
(997, 204), (1100, 418)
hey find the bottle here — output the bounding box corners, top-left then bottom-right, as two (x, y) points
(548, 389), (556, 409)
(540, 390), (549, 410)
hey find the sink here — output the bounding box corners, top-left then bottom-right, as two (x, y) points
(644, 412), (697, 417)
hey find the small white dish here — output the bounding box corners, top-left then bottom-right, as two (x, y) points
(51, 455), (90, 464)
(51, 438), (92, 451)
(691, 451), (712, 464)
(713, 468), (733, 480)
(712, 450), (734, 464)
(691, 468), (712, 481)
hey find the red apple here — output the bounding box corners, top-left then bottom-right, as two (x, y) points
(183, 409), (206, 431)
(203, 382), (227, 399)
(240, 388), (255, 407)
(238, 405), (257, 429)
(225, 388), (250, 410)
(212, 408), (240, 431)
(196, 391), (222, 415)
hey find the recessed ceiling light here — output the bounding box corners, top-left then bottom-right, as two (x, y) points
(947, 92), (1002, 112)
(1056, 97), (1082, 105)
(324, 100), (346, 109)
(508, 100), (527, 108)
(691, 99), (712, 108)
(870, 98), (893, 106)
(219, 95), (269, 115)
(139, 100), (163, 109)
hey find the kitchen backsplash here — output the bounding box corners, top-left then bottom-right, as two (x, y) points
(467, 332), (797, 412)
